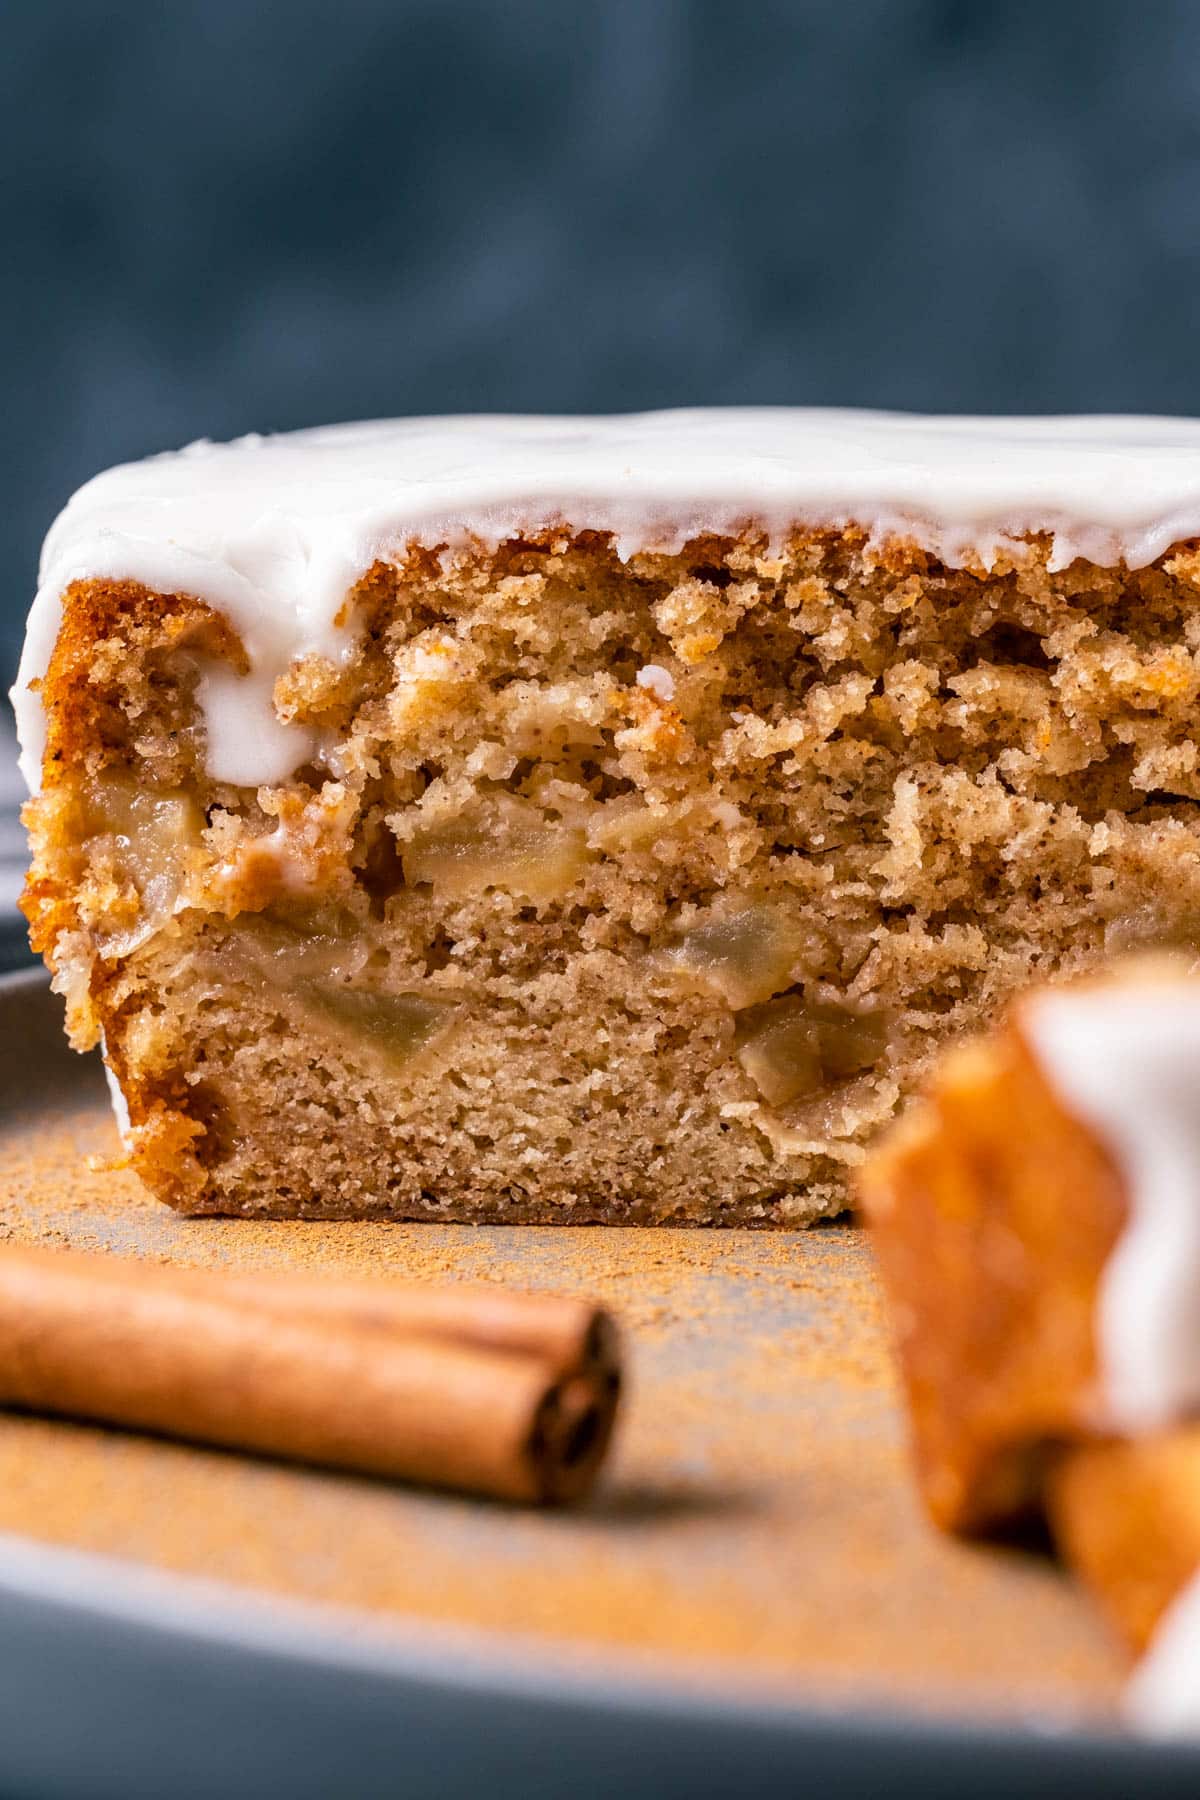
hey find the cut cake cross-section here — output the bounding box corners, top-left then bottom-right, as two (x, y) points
(18, 410), (1200, 1221)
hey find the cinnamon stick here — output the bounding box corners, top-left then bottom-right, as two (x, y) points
(191, 1268), (617, 1377)
(0, 1247), (621, 1504)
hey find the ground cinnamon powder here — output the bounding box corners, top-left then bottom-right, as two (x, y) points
(0, 1067), (1122, 1722)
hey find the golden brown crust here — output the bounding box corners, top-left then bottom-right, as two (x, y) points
(39, 578), (242, 787)
(21, 580), (241, 1029)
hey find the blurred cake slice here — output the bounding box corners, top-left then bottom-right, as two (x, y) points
(18, 411), (1200, 1220)
(860, 957), (1200, 1531)
(1048, 1431), (1200, 1734)
(1048, 1430), (1200, 1657)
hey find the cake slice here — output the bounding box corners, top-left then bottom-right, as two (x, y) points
(859, 956), (1200, 1530)
(17, 410), (1200, 1221)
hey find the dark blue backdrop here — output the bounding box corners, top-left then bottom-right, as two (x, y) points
(5, 0), (1200, 679)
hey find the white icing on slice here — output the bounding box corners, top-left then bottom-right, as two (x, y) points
(19, 408), (1200, 794)
(98, 1032), (131, 1147)
(1126, 1566), (1200, 1735)
(198, 665), (316, 787)
(1024, 984), (1200, 1430)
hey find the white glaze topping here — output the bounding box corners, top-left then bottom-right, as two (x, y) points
(98, 1033), (131, 1147)
(1126, 1565), (1200, 1735)
(19, 408), (1200, 794)
(1024, 984), (1200, 1430)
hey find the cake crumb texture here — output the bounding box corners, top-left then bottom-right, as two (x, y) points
(22, 526), (1200, 1220)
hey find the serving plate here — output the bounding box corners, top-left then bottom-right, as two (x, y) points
(0, 966), (1195, 1798)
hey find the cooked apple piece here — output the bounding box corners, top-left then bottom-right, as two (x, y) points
(735, 1001), (823, 1105)
(295, 981), (459, 1075)
(665, 903), (804, 1010)
(402, 797), (591, 902)
(79, 772), (204, 941)
(737, 994), (890, 1106)
(587, 797), (675, 855)
(808, 997), (891, 1078)
(222, 908), (371, 985)
(1103, 903), (1200, 960)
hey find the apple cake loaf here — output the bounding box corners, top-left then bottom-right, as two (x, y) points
(16, 410), (1200, 1222)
